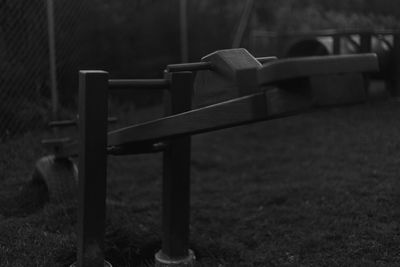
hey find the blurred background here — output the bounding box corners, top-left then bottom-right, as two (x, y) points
(1, 0), (400, 142)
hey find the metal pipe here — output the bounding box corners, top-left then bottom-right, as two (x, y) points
(232, 0), (254, 48)
(49, 117), (117, 128)
(180, 0), (189, 62)
(167, 62), (212, 72)
(166, 56), (274, 72)
(46, 0), (59, 120)
(108, 79), (169, 90)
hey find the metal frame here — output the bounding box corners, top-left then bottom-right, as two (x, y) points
(73, 52), (379, 267)
(73, 71), (195, 267)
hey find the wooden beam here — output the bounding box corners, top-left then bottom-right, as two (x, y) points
(258, 53), (379, 86)
(107, 88), (311, 148)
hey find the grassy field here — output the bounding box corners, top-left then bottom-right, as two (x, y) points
(0, 95), (400, 266)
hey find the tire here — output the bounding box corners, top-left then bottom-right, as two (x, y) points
(31, 155), (78, 204)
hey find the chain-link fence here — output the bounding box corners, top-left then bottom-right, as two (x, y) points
(1, 1), (248, 142)
(0, 0), (180, 142)
(0, 0), (51, 141)
(0, 0), (89, 141)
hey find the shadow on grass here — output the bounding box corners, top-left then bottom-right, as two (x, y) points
(0, 178), (49, 217)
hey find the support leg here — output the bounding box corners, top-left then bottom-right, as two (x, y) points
(72, 71), (111, 267)
(155, 72), (195, 266)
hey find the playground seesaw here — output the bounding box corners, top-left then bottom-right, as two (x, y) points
(108, 53), (377, 149)
(58, 48), (379, 267)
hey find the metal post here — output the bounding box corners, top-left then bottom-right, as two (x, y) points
(333, 35), (341, 54)
(155, 72), (195, 266)
(359, 33), (372, 53)
(359, 33), (372, 95)
(180, 0), (189, 63)
(46, 0), (59, 120)
(73, 71), (111, 267)
(390, 33), (400, 97)
(232, 0), (254, 48)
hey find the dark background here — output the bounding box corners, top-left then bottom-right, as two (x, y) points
(1, 0), (400, 138)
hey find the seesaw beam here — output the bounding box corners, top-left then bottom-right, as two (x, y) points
(107, 87), (314, 148)
(42, 86), (319, 155)
(258, 53), (378, 85)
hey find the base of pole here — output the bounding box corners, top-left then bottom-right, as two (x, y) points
(70, 260), (112, 267)
(155, 249), (195, 267)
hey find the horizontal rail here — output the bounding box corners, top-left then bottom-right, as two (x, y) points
(41, 137), (72, 145)
(166, 57), (277, 72)
(108, 79), (170, 90)
(167, 62), (212, 72)
(49, 117), (117, 127)
(41, 140), (167, 157)
(107, 141), (167, 155)
(49, 120), (78, 127)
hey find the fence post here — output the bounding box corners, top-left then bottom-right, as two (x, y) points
(46, 0), (59, 120)
(155, 71), (195, 266)
(74, 71), (111, 267)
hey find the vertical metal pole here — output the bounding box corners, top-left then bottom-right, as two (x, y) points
(359, 33), (372, 95)
(391, 33), (400, 97)
(232, 0), (254, 48)
(359, 33), (372, 53)
(180, 0), (188, 63)
(155, 72), (195, 266)
(76, 71), (110, 267)
(333, 35), (340, 54)
(46, 0), (59, 120)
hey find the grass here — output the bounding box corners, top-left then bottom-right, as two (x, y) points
(1, 95), (400, 266)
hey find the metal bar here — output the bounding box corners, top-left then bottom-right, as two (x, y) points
(167, 62), (212, 72)
(49, 117), (117, 128)
(166, 57), (273, 72)
(107, 141), (166, 155)
(155, 71), (195, 265)
(333, 36), (341, 54)
(49, 119), (77, 127)
(344, 36), (360, 51)
(77, 71), (109, 267)
(46, 0), (59, 120)
(108, 79), (169, 90)
(257, 56), (277, 64)
(232, 0), (254, 48)
(180, 0), (189, 62)
(390, 33), (400, 97)
(359, 34), (372, 53)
